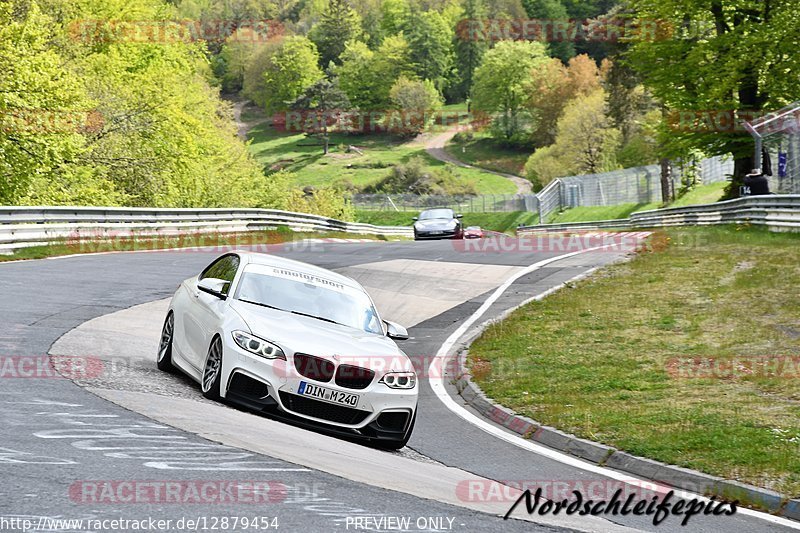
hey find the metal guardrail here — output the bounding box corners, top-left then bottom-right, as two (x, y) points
(517, 195), (800, 233)
(0, 206), (413, 252)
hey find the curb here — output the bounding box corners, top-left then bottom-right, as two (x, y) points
(448, 267), (800, 520)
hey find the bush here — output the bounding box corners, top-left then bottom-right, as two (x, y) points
(363, 157), (477, 195)
(287, 187), (355, 221)
(452, 131), (474, 143)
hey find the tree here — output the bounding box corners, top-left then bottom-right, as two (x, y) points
(309, 0), (363, 67)
(556, 89), (620, 173)
(452, 0), (488, 101)
(526, 54), (600, 147)
(471, 40), (549, 143)
(403, 10), (454, 93)
(521, 0), (575, 62)
(626, 0), (800, 198)
(248, 36), (323, 114)
(215, 33), (265, 94)
(336, 35), (414, 110)
(289, 77), (352, 154)
(524, 89), (621, 187)
(379, 0), (410, 38)
(389, 77), (443, 134)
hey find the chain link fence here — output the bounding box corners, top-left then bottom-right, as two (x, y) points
(352, 156), (732, 223)
(747, 102), (800, 194)
(537, 156), (732, 222)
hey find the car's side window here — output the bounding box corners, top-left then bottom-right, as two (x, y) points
(199, 255), (240, 294)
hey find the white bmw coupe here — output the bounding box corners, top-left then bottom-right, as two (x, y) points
(157, 251), (418, 449)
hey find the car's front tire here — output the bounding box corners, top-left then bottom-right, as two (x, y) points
(156, 312), (175, 372)
(201, 336), (223, 401)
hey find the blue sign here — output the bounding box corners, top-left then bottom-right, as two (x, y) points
(779, 152), (788, 178)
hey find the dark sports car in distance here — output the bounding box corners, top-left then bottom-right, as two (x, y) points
(412, 208), (463, 240)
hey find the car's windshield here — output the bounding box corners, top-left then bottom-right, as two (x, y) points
(419, 209), (454, 220)
(234, 264), (383, 335)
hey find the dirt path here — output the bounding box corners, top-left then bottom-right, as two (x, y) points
(423, 127), (533, 195)
(232, 100), (248, 140)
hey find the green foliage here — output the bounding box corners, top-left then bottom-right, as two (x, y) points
(389, 77), (443, 134)
(249, 36), (324, 114)
(626, 0), (800, 197)
(287, 186), (356, 220)
(378, 0), (410, 39)
(520, 0), (575, 62)
(363, 157), (477, 195)
(403, 10), (455, 93)
(308, 0), (363, 67)
(615, 108), (660, 168)
(452, 0), (487, 101)
(524, 89), (621, 187)
(289, 76), (351, 153)
(0, 0), (353, 219)
(0, 1), (90, 204)
(336, 36), (414, 110)
(471, 40), (549, 143)
(216, 36), (263, 93)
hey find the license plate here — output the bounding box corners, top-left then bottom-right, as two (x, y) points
(298, 381), (360, 407)
(429, 231), (444, 235)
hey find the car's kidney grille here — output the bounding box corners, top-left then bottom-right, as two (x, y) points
(334, 364), (375, 390)
(278, 391), (370, 425)
(293, 353), (334, 382)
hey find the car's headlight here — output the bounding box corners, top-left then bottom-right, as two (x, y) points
(380, 371), (417, 389)
(232, 330), (286, 360)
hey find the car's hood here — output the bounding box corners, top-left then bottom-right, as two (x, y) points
(229, 299), (411, 371)
(415, 219), (457, 229)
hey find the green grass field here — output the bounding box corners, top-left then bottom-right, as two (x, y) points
(445, 130), (531, 176)
(468, 226), (800, 498)
(245, 115), (517, 195)
(355, 210), (538, 234)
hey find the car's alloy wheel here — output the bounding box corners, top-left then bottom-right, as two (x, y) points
(202, 336), (223, 400)
(156, 313), (174, 372)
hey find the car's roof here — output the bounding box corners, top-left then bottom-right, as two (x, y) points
(232, 251), (363, 291)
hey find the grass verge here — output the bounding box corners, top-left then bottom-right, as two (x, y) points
(245, 115), (517, 195)
(0, 227), (398, 263)
(355, 210), (538, 234)
(548, 203), (659, 223)
(445, 130), (531, 176)
(468, 226), (800, 496)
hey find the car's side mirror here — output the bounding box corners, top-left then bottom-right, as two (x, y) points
(412, 217), (418, 221)
(456, 214), (463, 218)
(384, 320), (409, 340)
(198, 277), (229, 300)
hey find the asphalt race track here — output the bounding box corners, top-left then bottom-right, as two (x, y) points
(1, 239), (797, 533)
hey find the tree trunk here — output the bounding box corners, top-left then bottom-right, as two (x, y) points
(660, 158), (673, 204)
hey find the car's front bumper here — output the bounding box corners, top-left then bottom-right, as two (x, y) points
(220, 339), (417, 442)
(414, 228), (462, 240)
